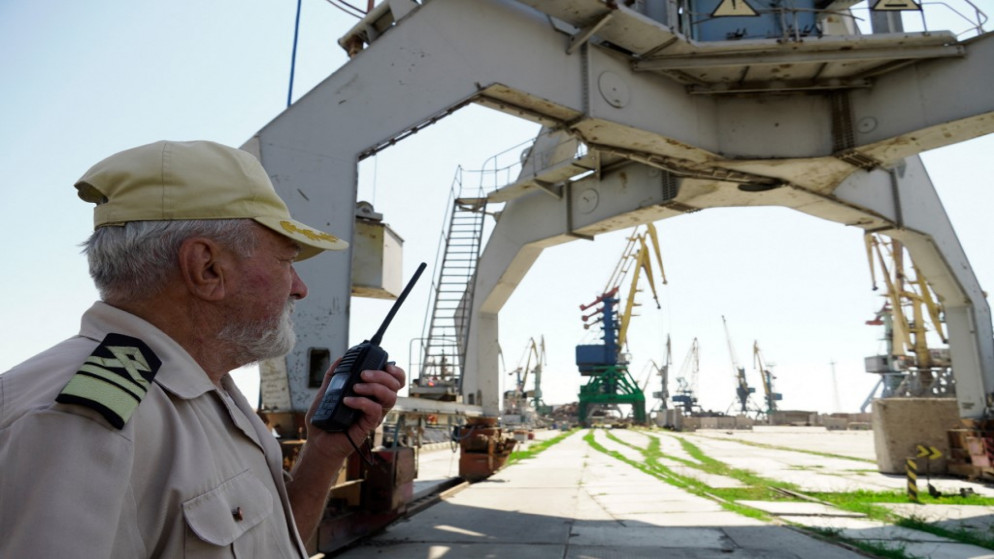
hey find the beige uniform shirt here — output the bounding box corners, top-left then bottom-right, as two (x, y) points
(0, 302), (308, 558)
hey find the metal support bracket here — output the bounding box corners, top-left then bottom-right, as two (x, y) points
(567, 11), (615, 55)
(535, 179), (565, 199)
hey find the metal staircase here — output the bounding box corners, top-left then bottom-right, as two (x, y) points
(411, 167), (487, 401)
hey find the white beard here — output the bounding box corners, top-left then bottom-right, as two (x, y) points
(219, 299), (297, 365)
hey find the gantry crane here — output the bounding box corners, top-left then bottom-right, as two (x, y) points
(862, 233), (952, 409)
(722, 316), (760, 416)
(753, 340), (782, 418)
(575, 224), (666, 426)
(255, 0), (994, 431)
(672, 338), (701, 415)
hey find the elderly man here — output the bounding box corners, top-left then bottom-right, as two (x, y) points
(0, 140), (405, 557)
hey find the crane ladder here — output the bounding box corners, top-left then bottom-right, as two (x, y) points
(414, 169), (487, 398)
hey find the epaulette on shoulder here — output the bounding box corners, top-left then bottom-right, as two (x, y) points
(55, 333), (162, 429)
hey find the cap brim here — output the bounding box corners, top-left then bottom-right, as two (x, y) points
(254, 216), (348, 261)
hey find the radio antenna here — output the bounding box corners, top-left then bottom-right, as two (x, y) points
(370, 262), (427, 345)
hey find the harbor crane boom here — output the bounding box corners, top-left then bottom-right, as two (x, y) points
(672, 338), (700, 415)
(723, 315), (757, 415)
(643, 335), (673, 412)
(862, 233), (953, 405)
(865, 234), (947, 363)
(657, 335), (672, 411)
(615, 224), (667, 354)
(753, 340), (782, 415)
(507, 336), (547, 414)
(530, 336), (548, 411)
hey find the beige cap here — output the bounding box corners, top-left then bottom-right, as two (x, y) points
(75, 140), (347, 260)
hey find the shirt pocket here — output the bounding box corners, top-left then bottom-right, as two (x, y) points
(182, 470), (278, 558)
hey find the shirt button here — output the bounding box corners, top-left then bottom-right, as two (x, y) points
(232, 507), (244, 521)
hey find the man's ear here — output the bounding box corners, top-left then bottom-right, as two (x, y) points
(178, 238), (228, 301)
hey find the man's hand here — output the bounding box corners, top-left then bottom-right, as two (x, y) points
(303, 358), (406, 459)
(288, 359), (406, 541)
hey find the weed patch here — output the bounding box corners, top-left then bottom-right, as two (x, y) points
(505, 429), (575, 466)
(583, 428), (994, 552)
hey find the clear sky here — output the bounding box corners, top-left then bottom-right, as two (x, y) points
(1, 1), (992, 415)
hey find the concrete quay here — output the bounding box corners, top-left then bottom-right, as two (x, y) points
(336, 428), (953, 558)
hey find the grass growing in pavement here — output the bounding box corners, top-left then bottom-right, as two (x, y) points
(671, 435), (804, 493)
(586, 430), (693, 491)
(807, 527), (923, 559)
(806, 487), (994, 546)
(585, 427), (994, 553)
(690, 432), (877, 464)
(504, 428), (576, 466)
(807, 489), (994, 550)
(629, 431), (803, 501)
(589, 430), (772, 521)
(809, 488), (994, 510)
(897, 515), (994, 550)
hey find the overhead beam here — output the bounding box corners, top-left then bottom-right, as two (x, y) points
(634, 44), (964, 71)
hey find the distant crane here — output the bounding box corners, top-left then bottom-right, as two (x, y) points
(656, 335), (672, 411)
(506, 336), (546, 416)
(641, 335), (673, 413)
(530, 336), (549, 413)
(722, 315), (759, 415)
(575, 224), (667, 426)
(861, 233), (952, 409)
(638, 361), (660, 406)
(672, 338), (701, 415)
(753, 340), (782, 417)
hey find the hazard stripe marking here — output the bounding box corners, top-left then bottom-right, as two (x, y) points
(872, 0), (921, 11)
(711, 0), (759, 17)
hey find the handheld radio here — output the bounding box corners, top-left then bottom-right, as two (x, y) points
(310, 262), (427, 432)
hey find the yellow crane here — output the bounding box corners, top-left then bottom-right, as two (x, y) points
(585, 223), (668, 353)
(618, 224), (666, 354)
(863, 233), (951, 401)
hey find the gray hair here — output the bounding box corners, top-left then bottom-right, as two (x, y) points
(83, 219), (259, 302)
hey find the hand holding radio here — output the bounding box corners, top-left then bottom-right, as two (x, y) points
(310, 262), (426, 433)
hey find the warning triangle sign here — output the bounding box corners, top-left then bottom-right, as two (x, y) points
(711, 0), (759, 17)
(871, 0), (921, 11)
